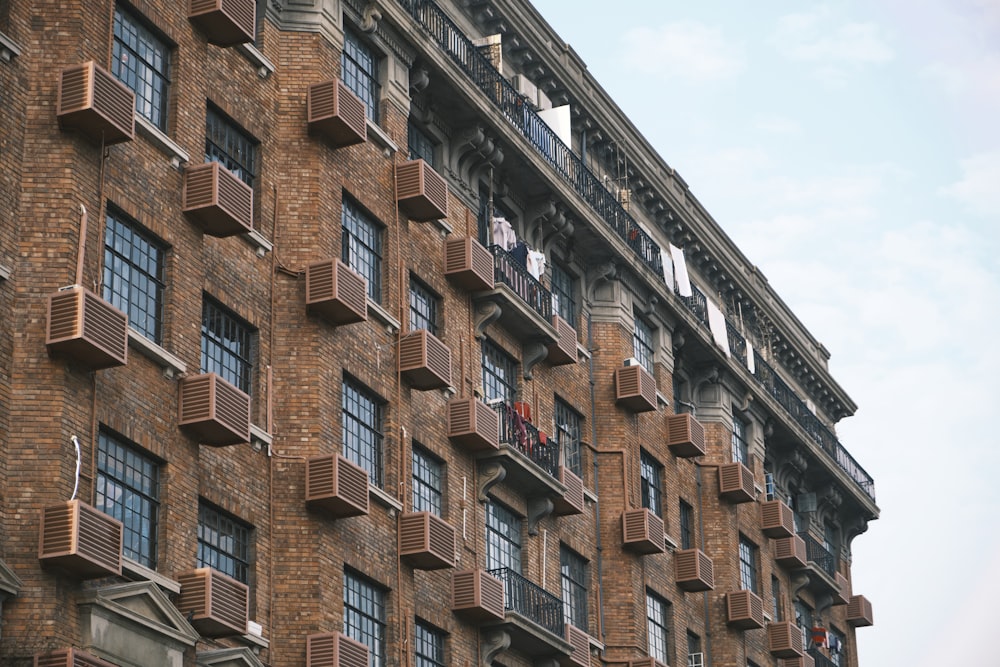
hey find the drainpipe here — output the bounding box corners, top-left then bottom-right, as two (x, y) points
(697, 464), (713, 667)
(587, 302), (605, 641)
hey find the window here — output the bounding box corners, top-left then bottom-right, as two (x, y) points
(645, 590), (670, 663)
(679, 499), (694, 550)
(731, 413), (749, 465)
(824, 521), (839, 556)
(481, 339), (518, 404)
(485, 501), (521, 573)
(409, 277), (440, 335)
(687, 631), (702, 661)
(633, 315), (655, 373)
(408, 120), (436, 166)
(112, 4), (170, 130)
(550, 263), (576, 325)
(342, 28), (380, 122)
(560, 545), (588, 631)
(342, 377), (384, 487)
(96, 429), (159, 568)
(738, 535), (758, 593)
(205, 105), (257, 189)
(412, 445), (443, 515)
(414, 620), (446, 667)
(672, 374), (686, 414)
(829, 627), (846, 666)
(771, 575), (782, 621)
(640, 450), (663, 517)
(103, 208), (166, 343)
(794, 600), (813, 653)
(198, 501), (251, 585)
(342, 198), (383, 303)
(344, 570), (386, 667)
(554, 398), (583, 477)
(202, 296), (255, 395)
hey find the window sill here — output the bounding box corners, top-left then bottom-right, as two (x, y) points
(576, 342), (591, 360)
(242, 227), (273, 256)
(367, 299), (401, 333)
(128, 329), (187, 379)
(366, 119), (398, 157)
(0, 263), (10, 281)
(122, 558), (181, 594)
(583, 487), (598, 504)
(136, 115), (190, 169)
(369, 484), (403, 513)
(430, 217), (453, 236)
(240, 624), (270, 650)
(236, 43), (275, 79)
(0, 31), (22, 62)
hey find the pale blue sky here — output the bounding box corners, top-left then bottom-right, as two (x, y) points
(532, 1), (1000, 664)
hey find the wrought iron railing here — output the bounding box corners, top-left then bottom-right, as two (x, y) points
(799, 532), (838, 579)
(494, 403), (560, 478)
(489, 245), (553, 322)
(487, 567), (564, 638)
(396, 0), (663, 278)
(726, 318), (747, 368)
(808, 647), (839, 667)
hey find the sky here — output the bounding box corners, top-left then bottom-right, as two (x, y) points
(531, 1), (1000, 665)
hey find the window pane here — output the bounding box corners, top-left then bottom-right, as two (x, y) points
(481, 340), (518, 403)
(739, 535), (758, 593)
(343, 29), (380, 122)
(550, 263), (576, 324)
(485, 501), (521, 573)
(554, 398), (582, 477)
(96, 429), (159, 568)
(414, 621), (445, 667)
(412, 446), (442, 515)
(112, 4), (169, 130)
(646, 590), (669, 662)
(408, 120), (436, 165)
(560, 546), (588, 630)
(103, 210), (165, 343)
(679, 499), (694, 550)
(640, 450), (662, 516)
(409, 278), (439, 335)
(342, 199), (383, 303)
(732, 414), (749, 464)
(344, 571), (386, 667)
(342, 378), (384, 487)
(201, 296), (255, 394)
(633, 316), (654, 373)
(198, 501), (252, 584)
(206, 106), (257, 188)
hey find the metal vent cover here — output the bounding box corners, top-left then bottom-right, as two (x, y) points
(178, 373), (251, 445)
(666, 413), (706, 457)
(46, 286), (128, 370)
(451, 569), (505, 622)
(446, 398), (499, 452)
(553, 466), (585, 516)
(189, 0), (255, 46)
(56, 61), (135, 144)
(614, 365), (657, 413)
(307, 79), (367, 147)
(847, 594), (874, 627)
(622, 508), (665, 555)
(767, 621), (805, 658)
(396, 159), (449, 221)
(182, 162), (254, 237)
(674, 548), (715, 592)
(38, 499), (123, 578)
(176, 567), (249, 637)
(34, 647), (120, 667)
(726, 589), (765, 629)
(399, 511), (456, 570)
(718, 462), (756, 503)
(398, 329), (452, 390)
(760, 499), (795, 538)
(444, 236), (494, 291)
(564, 624), (591, 667)
(306, 258), (368, 325)
(547, 314), (578, 366)
(774, 535), (808, 570)
(833, 571), (851, 606)
(306, 632), (369, 667)
(305, 454), (370, 518)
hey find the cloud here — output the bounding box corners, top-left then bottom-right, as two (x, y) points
(940, 151), (1000, 217)
(621, 20), (746, 81)
(753, 114), (803, 136)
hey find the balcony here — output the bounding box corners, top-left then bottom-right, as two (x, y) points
(760, 499), (796, 538)
(486, 567), (571, 658)
(799, 532), (839, 590)
(674, 548), (714, 592)
(472, 246), (556, 354)
(774, 535), (808, 570)
(847, 594), (874, 627)
(666, 413), (706, 457)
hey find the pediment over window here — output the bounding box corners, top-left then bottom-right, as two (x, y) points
(78, 581), (198, 667)
(197, 647), (267, 667)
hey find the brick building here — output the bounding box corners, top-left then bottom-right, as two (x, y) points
(0, 0), (878, 666)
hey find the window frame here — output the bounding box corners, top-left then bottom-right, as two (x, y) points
(679, 499), (694, 550)
(411, 444), (443, 516)
(197, 500), (252, 585)
(205, 104), (258, 190)
(485, 500), (522, 574)
(112, 3), (171, 131)
(550, 262), (577, 325)
(342, 27), (381, 123)
(633, 314), (655, 373)
(738, 534), (759, 594)
(481, 339), (518, 404)
(409, 276), (440, 335)
(414, 620), (446, 667)
(640, 449), (663, 517)
(201, 295), (256, 395)
(731, 413), (749, 465)
(407, 119), (437, 166)
(342, 376), (385, 488)
(343, 569), (387, 667)
(103, 207), (166, 344)
(342, 197), (383, 304)
(554, 397), (583, 477)
(560, 544), (588, 631)
(96, 428), (160, 568)
(645, 589), (670, 664)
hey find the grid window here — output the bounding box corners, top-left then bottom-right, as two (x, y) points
(409, 278), (439, 335)
(112, 4), (170, 130)
(771, 575), (782, 621)
(201, 296), (255, 395)
(414, 621), (446, 667)
(640, 450), (663, 517)
(481, 339), (518, 404)
(633, 315), (655, 373)
(485, 501), (521, 573)
(342, 378), (384, 488)
(687, 631), (702, 658)
(342, 198), (383, 303)
(344, 570), (386, 667)
(103, 209), (165, 343)
(408, 120), (436, 166)
(96, 429), (159, 568)
(646, 590), (670, 663)
(554, 398), (582, 477)
(206, 105), (257, 189)
(679, 499), (694, 550)
(738, 534), (758, 593)
(342, 28), (380, 122)
(795, 600), (813, 653)
(550, 263), (576, 325)
(731, 414), (749, 464)
(412, 445), (443, 515)
(198, 501), (251, 585)
(829, 627), (846, 666)
(560, 545), (588, 631)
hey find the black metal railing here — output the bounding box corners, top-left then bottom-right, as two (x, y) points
(726, 319), (748, 368)
(799, 532), (838, 579)
(397, 0), (663, 278)
(494, 403), (560, 478)
(487, 567), (564, 638)
(489, 245), (553, 322)
(808, 647), (839, 667)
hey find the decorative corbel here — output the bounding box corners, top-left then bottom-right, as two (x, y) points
(473, 300), (502, 340)
(481, 629), (511, 667)
(360, 3), (382, 33)
(791, 572), (810, 597)
(585, 261), (617, 303)
(522, 340), (548, 380)
(477, 460), (506, 502)
(526, 496), (554, 536)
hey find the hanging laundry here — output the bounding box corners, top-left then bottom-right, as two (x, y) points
(511, 239), (529, 268)
(492, 216), (516, 250)
(526, 249), (546, 280)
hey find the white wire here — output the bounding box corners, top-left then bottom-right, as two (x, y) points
(70, 435), (81, 501)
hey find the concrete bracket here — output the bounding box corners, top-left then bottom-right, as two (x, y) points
(477, 460), (506, 502)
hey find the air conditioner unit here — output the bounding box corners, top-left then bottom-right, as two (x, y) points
(688, 652), (705, 667)
(451, 569), (505, 622)
(34, 647), (118, 667)
(306, 258), (368, 325)
(444, 236), (494, 292)
(306, 631), (369, 667)
(182, 161), (254, 237)
(175, 567), (249, 637)
(56, 61), (135, 145)
(623, 357), (641, 367)
(188, 0), (255, 46)
(307, 78), (367, 147)
(396, 159), (449, 221)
